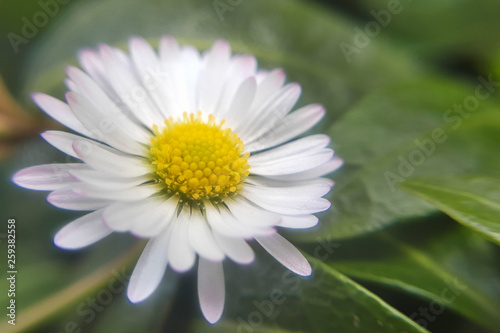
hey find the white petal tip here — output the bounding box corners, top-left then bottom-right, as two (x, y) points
(127, 288), (151, 304)
(31, 92), (44, 103)
(53, 231), (82, 250)
(294, 262), (312, 277)
(11, 169), (30, 189)
(203, 310), (223, 325)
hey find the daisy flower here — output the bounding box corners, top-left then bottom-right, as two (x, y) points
(13, 36), (342, 323)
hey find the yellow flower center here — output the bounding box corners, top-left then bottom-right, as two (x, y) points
(149, 112), (250, 201)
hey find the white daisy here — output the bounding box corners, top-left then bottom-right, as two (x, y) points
(13, 36), (343, 324)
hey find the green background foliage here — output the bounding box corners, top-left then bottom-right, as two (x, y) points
(1, 0), (500, 332)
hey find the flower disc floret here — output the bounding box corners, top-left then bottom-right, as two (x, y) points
(150, 112), (250, 200)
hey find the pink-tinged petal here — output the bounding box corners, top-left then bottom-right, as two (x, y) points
(54, 210), (112, 249)
(47, 186), (112, 211)
(198, 258), (225, 324)
(77, 49), (110, 93)
(255, 233), (312, 276)
(128, 227), (171, 303)
(41, 130), (96, 159)
(32, 93), (94, 137)
(12, 163), (84, 191)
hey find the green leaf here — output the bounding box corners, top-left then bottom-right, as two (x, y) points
(401, 175), (500, 245)
(300, 256), (429, 333)
(357, 0), (500, 62)
(192, 320), (306, 333)
(0, 243), (143, 333)
(294, 78), (500, 241)
(215, 250), (428, 333)
(331, 224), (500, 332)
(20, 0), (423, 125)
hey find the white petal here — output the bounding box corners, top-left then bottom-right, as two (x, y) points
(103, 196), (177, 237)
(197, 40), (231, 115)
(98, 44), (163, 127)
(225, 197), (281, 228)
(188, 210), (225, 261)
(245, 177), (333, 197)
(213, 233), (254, 265)
(73, 183), (159, 201)
(158, 36), (189, 117)
(249, 134), (330, 163)
(249, 149), (333, 176)
(216, 55), (257, 120)
(279, 215), (319, 229)
(205, 203), (275, 238)
(242, 186), (331, 215)
(130, 197), (177, 237)
(65, 67), (151, 144)
(12, 163), (85, 191)
(269, 157), (344, 181)
(246, 104), (326, 152)
(72, 140), (151, 177)
(198, 258), (225, 324)
(128, 228), (171, 303)
(255, 233), (311, 276)
(54, 210), (112, 249)
(41, 131), (95, 159)
(246, 176), (334, 188)
(64, 78), (78, 92)
(180, 44), (202, 113)
(66, 92), (146, 155)
(32, 93), (93, 137)
(168, 212), (196, 272)
(251, 69), (286, 112)
(47, 186), (112, 211)
(223, 77), (257, 130)
(131, 36), (176, 119)
(77, 49), (111, 95)
(240, 83), (301, 141)
(70, 169), (149, 190)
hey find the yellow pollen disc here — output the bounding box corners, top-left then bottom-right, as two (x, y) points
(149, 112), (250, 201)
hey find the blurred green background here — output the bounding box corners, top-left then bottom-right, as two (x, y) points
(1, 0), (500, 332)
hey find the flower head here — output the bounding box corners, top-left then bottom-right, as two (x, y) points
(13, 36), (343, 323)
